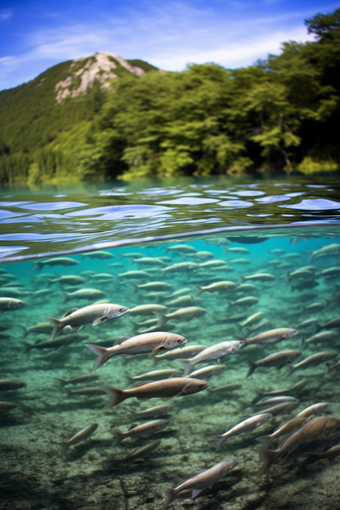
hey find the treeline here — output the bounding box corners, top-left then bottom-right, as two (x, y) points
(0, 9), (339, 185)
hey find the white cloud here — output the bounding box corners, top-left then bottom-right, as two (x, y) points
(0, 1), (325, 89)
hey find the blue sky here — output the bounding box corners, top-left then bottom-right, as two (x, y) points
(0, 0), (337, 90)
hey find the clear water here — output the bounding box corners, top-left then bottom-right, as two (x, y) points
(1, 177), (340, 510)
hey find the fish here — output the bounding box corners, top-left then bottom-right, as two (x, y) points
(230, 258), (251, 264)
(211, 384), (242, 393)
(229, 297), (259, 308)
(59, 423), (98, 456)
(155, 345), (206, 361)
(297, 318), (319, 330)
(310, 243), (340, 262)
(63, 288), (106, 303)
(86, 332), (187, 370)
(316, 317), (340, 331)
(24, 333), (88, 352)
(199, 260), (231, 268)
(46, 303), (129, 340)
(137, 257), (167, 266)
(161, 262), (199, 274)
(214, 413), (272, 450)
(104, 440), (161, 467)
(0, 288), (28, 298)
(188, 365), (227, 381)
(258, 416), (340, 475)
(256, 417), (311, 448)
(128, 369), (183, 383)
(256, 401), (300, 417)
(156, 307), (207, 327)
(178, 340), (244, 376)
(0, 297), (27, 312)
(0, 402), (17, 412)
(166, 295), (198, 307)
(241, 273), (276, 282)
(246, 350), (301, 376)
(18, 322), (53, 338)
(254, 396), (300, 408)
(235, 283), (258, 294)
(316, 266), (340, 278)
(240, 312), (265, 328)
(242, 328), (299, 347)
(305, 331), (339, 346)
(196, 281), (237, 296)
(0, 380), (27, 391)
(100, 378), (209, 407)
(163, 459), (238, 510)
(132, 405), (174, 419)
(65, 387), (107, 398)
(56, 374), (99, 388)
(286, 269), (315, 282)
(290, 352), (338, 372)
(118, 270), (150, 279)
(304, 444), (340, 464)
(113, 419), (170, 445)
(227, 247), (250, 253)
(166, 244), (197, 255)
(296, 402), (331, 418)
(129, 304), (168, 316)
(47, 275), (86, 287)
(170, 288), (193, 297)
(254, 379), (308, 400)
(81, 250), (114, 259)
(270, 249), (286, 255)
(34, 257), (79, 269)
(191, 251), (215, 260)
(303, 302), (325, 313)
(133, 282), (173, 292)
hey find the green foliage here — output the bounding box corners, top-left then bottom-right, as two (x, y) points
(126, 59), (159, 73)
(0, 8), (339, 184)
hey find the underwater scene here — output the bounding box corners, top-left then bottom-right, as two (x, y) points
(1, 230), (340, 510)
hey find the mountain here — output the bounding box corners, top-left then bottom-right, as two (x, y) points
(0, 52), (158, 185)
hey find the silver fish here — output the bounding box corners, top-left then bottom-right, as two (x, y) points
(179, 340), (244, 376)
(59, 423), (98, 455)
(113, 419), (169, 445)
(215, 413), (272, 450)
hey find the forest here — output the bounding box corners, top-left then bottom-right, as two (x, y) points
(0, 8), (339, 185)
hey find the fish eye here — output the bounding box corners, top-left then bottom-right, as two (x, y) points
(177, 339), (182, 343)
(119, 308), (124, 312)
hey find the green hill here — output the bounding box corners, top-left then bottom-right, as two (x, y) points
(0, 9), (339, 186)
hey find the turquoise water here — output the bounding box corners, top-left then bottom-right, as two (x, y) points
(1, 177), (340, 510)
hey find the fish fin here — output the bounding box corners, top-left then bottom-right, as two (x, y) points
(92, 316), (108, 326)
(161, 396), (174, 401)
(255, 435), (272, 448)
(300, 337), (306, 352)
(192, 489), (203, 498)
(112, 430), (125, 446)
(59, 442), (70, 456)
(176, 359), (193, 376)
(85, 344), (111, 370)
(131, 283), (139, 294)
(163, 489), (177, 510)
(122, 354), (138, 359)
(149, 345), (163, 357)
(62, 292), (69, 304)
(100, 385), (126, 408)
(23, 342), (33, 353)
(114, 337), (130, 346)
(196, 286), (203, 297)
(214, 435), (226, 451)
(246, 360), (257, 377)
(56, 378), (67, 389)
(63, 308), (78, 317)
(45, 317), (64, 341)
(154, 312), (168, 328)
(17, 325), (28, 338)
(257, 448), (280, 477)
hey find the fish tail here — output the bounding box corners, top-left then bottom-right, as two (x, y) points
(45, 317), (64, 341)
(176, 358), (193, 376)
(214, 435), (226, 451)
(112, 430), (125, 446)
(315, 324), (322, 333)
(258, 447), (280, 476)
(65, 388), (73, 398)
(246, 360), (257, 377)
(33, 261), (43, 271)
(154, 312), (168, 328)
(85, 344), (111, 370)
(304, 452), (322, 464)
(241, 276), (246, 282)
(131, 283), (139, 294)
(255, 435), (272, 449)
(162, 488), (177, 510)
(59, 442), (70, 456)
(196, 286), (203, 297)
(100, 385), (127, 408)
(23, 341), (33, 353)
(300, 337), (306, 352)
(17, 325), (28, 338)
(62, 292), (69, 304)
(56, 378), (67, 389)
